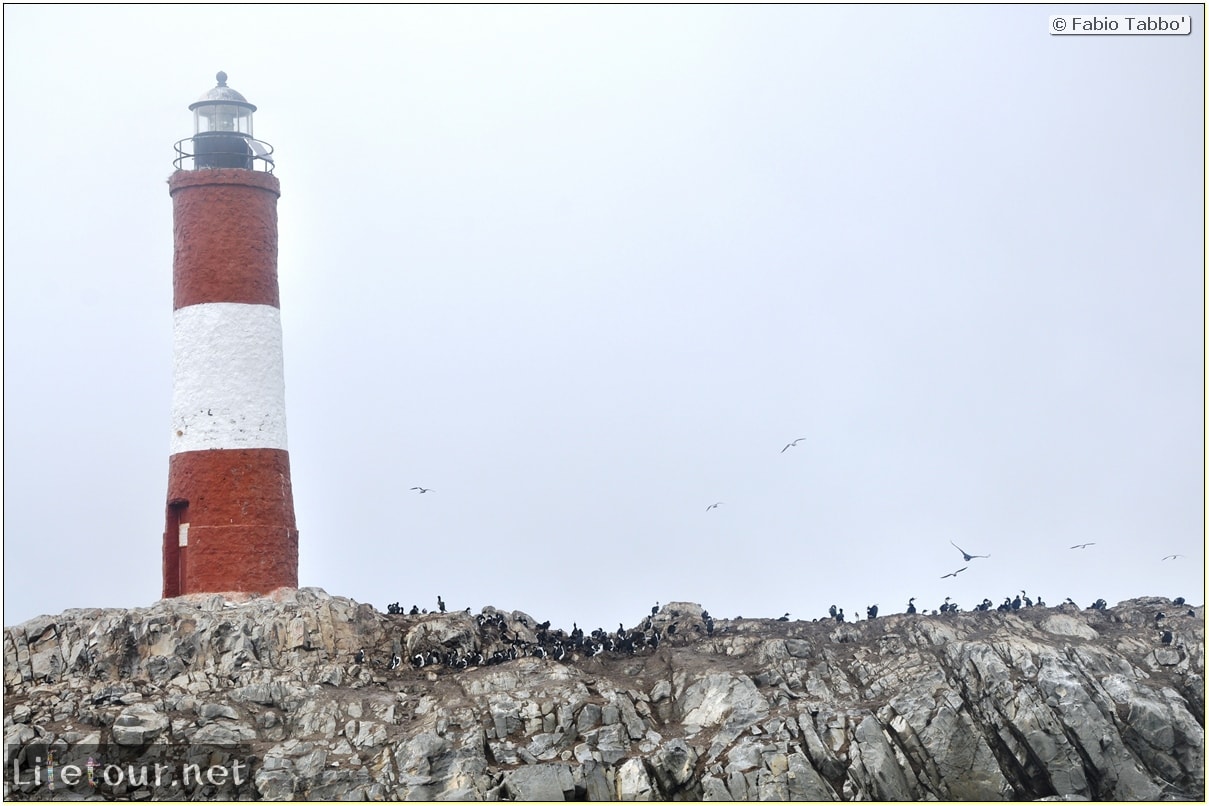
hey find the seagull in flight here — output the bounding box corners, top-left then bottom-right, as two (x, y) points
(410, 487), (433, 494)
(1162, 554), (1185, 561)
(780, 438), (807, 453)
(706, 502), (723, 511)
(950, 541), (990, 561)
(940, 567), (968, 579)
(1070, 542), (1095, 549)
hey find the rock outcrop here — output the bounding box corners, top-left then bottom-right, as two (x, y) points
(4, 590), (1203, 800)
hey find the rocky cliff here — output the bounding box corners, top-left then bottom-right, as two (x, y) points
(4, 589), (1204, 801)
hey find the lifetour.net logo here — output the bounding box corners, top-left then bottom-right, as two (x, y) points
(5, 743), (259, 799)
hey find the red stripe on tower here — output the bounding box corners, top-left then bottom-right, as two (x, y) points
(163, 73), (298, 598)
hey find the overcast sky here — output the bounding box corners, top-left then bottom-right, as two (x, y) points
(4, 5), (1204, 631)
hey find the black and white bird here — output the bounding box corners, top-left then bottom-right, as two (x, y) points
(941, 567), (968, 579)
(354, 649), (366, 665)
(950, 541), (989, 561)
(1070, 542), (1096, 550)
(777, 613), (790, 621)
(780, 437), (807, 453)
(388, 654), (401, 670)
(410, 487), (433, 494)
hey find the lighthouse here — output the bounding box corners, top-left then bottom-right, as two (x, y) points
(162, 72), (298, 597)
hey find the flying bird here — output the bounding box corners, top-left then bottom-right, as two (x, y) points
(940, 567), (969, 579)
(1070, 542), (1096, 549)
(706, 502), (723, 511)
(1162, 554), (1185, 561)
(410, 487), (433, 494)
(950, 541), (990, 561)
(780, 438), (807, 453)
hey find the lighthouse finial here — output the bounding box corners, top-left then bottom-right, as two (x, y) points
(216, 71), (228, 86)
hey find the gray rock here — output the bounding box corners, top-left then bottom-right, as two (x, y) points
(649, 738), (698, 797)
(112, 703), (167, 745)
(501, 763), (575, 800)
(615, 757), (655, 800)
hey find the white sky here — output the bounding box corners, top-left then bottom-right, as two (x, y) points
(3, 5), (1204, 630)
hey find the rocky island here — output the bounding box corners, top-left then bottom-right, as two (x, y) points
(4, 590), (1203, 800)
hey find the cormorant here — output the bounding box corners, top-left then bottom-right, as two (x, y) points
(437, 596), (446, 613)
(867, 604), (878, 619)
(777, 613), (790, 621)
(906, 598), (917, 615)
(354, 649), (365, 664)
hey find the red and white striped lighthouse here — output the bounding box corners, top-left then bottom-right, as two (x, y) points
(162, 72), (298, 597)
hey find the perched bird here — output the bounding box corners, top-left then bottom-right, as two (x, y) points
(1070, 542), (1096, 549)
(906, 597), (917, 615)
(354, 649), (366, 665)
(950, 541), (989, 561)
(410, 487), (433, 494)
(652, 602), (660, 616)
(780, 438), (807, 453)
(1162, 554), (1185, 561)
(706, 502), (723, 511)
(941, 567), (968, 579)
(388, 654), (401, 670)
(437, 595), (446, 613)
(1160, 629), (1173, 645)
(777, 613), (790, 621)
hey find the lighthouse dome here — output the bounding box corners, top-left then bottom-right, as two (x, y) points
(189, 71), (257, 112)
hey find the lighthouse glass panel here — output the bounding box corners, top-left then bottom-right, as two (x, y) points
(194, 104), (253, 136)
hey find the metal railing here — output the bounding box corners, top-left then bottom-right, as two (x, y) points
(173, 136), (275, 172)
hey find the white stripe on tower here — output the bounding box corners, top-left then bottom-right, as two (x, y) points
(171, 302), (288, 454)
